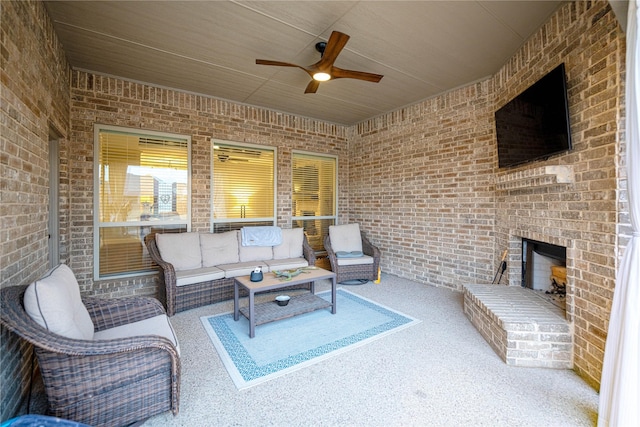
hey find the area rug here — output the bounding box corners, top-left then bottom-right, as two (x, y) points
(200, 288), (421, 390)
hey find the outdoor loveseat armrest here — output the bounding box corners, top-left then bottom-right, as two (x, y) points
(302, 235), (317, 266)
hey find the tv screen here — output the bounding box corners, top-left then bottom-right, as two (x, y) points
(495, 63), (572, 168)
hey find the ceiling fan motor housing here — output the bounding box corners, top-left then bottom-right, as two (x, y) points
(315, 42), (327, 56)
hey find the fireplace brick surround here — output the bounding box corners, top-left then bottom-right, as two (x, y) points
(463, 284), (572, 368)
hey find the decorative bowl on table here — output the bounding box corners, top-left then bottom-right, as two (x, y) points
(275, 295), (290, 306)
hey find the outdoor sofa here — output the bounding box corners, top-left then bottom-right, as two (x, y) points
(146, 227), (316, 316)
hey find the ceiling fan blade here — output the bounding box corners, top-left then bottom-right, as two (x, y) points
(316, 31), (350, 68)
(256, 59), (314, 79)
(331, 67), (384, 83)
(256, 59), (302, 68)
(304, 80), (320, 94)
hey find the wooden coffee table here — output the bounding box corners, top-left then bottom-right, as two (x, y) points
(233, 267), (337, 338)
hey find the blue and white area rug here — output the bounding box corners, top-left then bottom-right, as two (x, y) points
(200, 288), (421, 390)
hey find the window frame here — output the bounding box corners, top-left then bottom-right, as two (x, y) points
(210, 139), (278, 232)
(93, 124), (192, 280)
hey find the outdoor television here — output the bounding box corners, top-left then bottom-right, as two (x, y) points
(495, 63), (572, 168)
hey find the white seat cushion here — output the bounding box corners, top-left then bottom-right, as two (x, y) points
(263, 258), (309, 271)
(336, 255), (374, 266)
(175, 267), (225, 287)
(23, 264), (95, 340)
(273, 228), (304, 259)
(218, 262), (268, 277)
(94, 314), (181, 356)
(329, 224), (363, 253)
(156, 232), (202, 271)
(200, 231), (239, 267)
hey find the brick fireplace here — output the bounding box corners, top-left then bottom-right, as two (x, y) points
(522, 238), (568, 312)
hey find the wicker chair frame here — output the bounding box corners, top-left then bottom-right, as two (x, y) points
(324, 231), (381, 283)
(0, 285), (180, 427)
(145, 232), (317, 316)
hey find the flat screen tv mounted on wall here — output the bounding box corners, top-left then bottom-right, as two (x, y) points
(495, 63), (572, 168)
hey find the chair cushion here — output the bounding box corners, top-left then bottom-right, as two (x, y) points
(93, 314), (181, 356)
(273, 228), (304, 259)
(336, 255), (375, 266)
(336, 251), (364, 258)
(200, 231), (239, 267)
(23, 264), (95, 340)
(156, 232), (202, 271)
(329, 224), (363, 253)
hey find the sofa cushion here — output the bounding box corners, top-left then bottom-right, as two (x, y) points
(175, 267), (225, 287)
(200, 231), (239, 267)
(238, 232), (273, 262)
(218, 262), (268, 278)
(156, 232), (202, 271)
(329, 224), (363, 253)
(93, 314), (181, 356)
(273, 228), (304, 259)
(263, 258), (309, 271)
(24, 264), (95, 340)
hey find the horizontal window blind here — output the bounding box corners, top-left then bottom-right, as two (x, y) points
(96, 127), (190, 278)
(212, 142), (275, 229)
(292, 153), (337, 252)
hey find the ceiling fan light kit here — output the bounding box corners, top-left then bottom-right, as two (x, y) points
(256, 30), (383, 93)
(312, 72), (331, 82)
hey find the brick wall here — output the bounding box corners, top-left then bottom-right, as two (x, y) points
(0, 0), (70, 420)
(350, 83), (496, 287)
(350, 1), (626, 390)
(493, 1), (624, 389)
(68, 72), (350, 296)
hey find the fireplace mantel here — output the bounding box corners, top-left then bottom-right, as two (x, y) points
(496, 165), (574, 190)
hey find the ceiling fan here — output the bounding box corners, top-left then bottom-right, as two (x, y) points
(256, 31), (384, 94)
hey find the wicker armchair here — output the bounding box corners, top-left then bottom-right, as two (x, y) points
(0, 285), (180, 427)
(324, 224), (381, 284)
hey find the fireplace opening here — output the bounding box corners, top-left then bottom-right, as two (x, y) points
(521, 238), (567, 311)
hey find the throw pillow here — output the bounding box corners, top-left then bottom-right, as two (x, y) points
(24, 264), (95, 340)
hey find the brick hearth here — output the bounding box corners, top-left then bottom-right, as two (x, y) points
(463, 284), (572, 369)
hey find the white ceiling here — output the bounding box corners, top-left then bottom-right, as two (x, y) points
(44, 1), (565, 125)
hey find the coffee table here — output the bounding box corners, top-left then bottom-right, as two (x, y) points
(233, 267), (337, 338)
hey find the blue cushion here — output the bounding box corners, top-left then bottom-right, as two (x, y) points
(336, 251), (364, 258)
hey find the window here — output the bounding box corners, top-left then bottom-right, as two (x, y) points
(292, 152), (337, 253)
(211, 141), (276, 232)
(94, 125), (190, 279)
